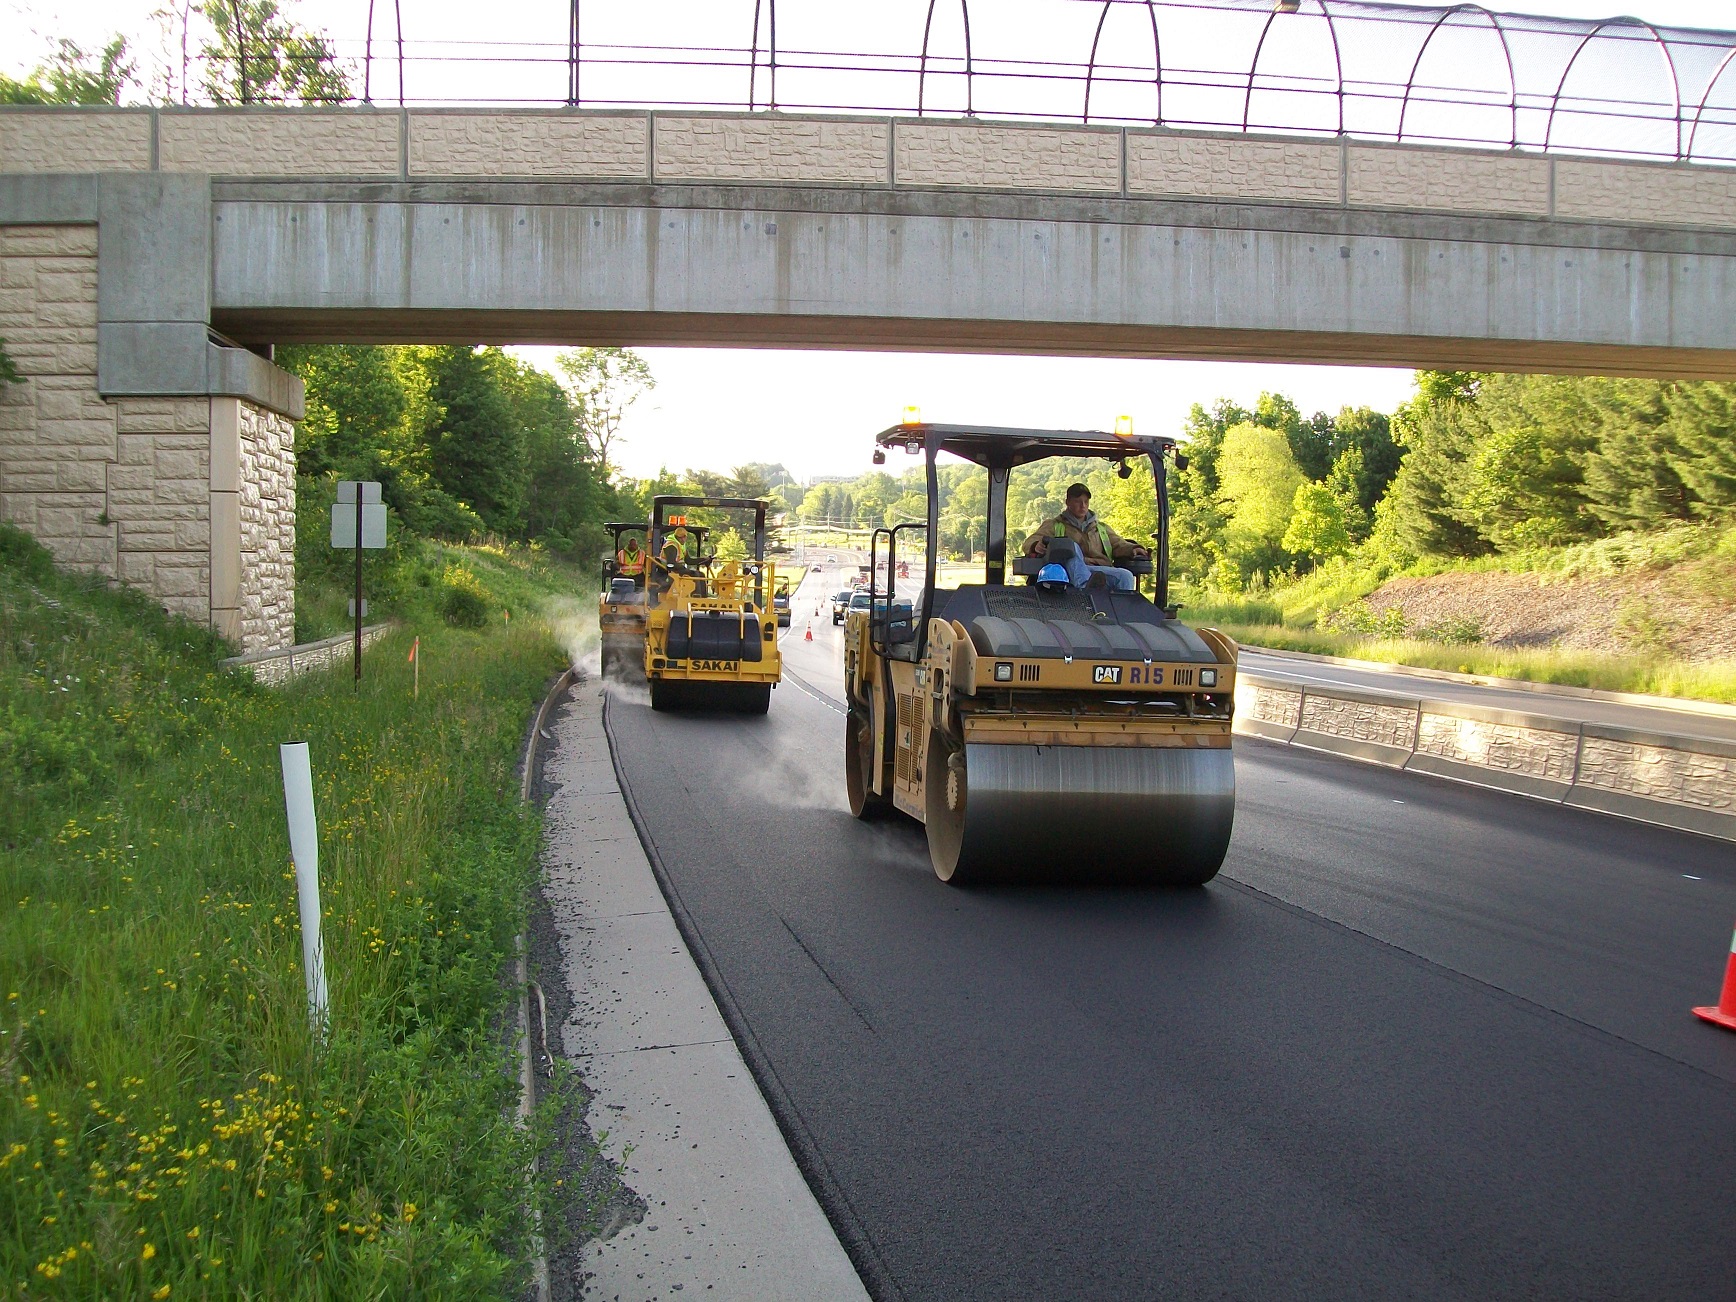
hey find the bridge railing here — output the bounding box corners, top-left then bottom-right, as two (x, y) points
(145, 0), (1736, 166)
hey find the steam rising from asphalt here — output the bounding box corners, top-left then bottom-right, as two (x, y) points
(542, 595), (599, 676)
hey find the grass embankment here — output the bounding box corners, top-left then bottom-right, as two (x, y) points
(1182, 523), (1736, 704)
(0, 524), (579, 1296)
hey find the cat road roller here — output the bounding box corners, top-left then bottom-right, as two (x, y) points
(643, 496), (781, 713)
(843, 422), (1238, 885)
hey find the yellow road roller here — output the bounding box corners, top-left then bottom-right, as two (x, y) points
(644, 496), (781, 713)
(843, 422), (1237, 885)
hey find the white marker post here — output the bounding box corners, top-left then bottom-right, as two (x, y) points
(279, 742), (329, 1040)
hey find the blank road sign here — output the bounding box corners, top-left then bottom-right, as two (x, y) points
(333, 480), (386, 548)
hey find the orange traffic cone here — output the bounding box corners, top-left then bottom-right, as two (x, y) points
(1692, 919), (1736, 1031)
(804, 626), (814, 642)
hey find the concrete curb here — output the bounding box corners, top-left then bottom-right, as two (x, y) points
(540, 680), (870, 1301)
(1236, 671), (1736, 843)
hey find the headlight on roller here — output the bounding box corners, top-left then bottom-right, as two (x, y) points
(1199, 668), (1218, 687)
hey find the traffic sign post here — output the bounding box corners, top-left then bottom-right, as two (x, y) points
(332, 481), (387, 685)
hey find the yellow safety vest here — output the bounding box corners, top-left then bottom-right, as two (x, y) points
(1054, 518), (1113, 559)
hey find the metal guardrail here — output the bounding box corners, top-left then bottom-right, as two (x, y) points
(160, 0), (1736, 165)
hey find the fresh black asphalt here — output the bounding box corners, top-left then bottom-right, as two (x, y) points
(601, 620), (1736, 1301)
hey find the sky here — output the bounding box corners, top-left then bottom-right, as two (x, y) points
(3, 0), (1730, 480)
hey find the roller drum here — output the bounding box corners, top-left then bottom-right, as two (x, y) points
(927, 742), (1234, 886)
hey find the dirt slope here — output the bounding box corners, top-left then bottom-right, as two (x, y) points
(1365, 564), (1736, 661)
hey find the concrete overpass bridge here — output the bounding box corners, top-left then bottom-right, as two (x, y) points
(4, 105), (1736, 651)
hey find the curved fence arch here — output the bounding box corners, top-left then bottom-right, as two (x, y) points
(218, 0), (1736, 166)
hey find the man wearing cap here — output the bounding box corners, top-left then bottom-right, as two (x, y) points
(1022, 482), (1144, 592)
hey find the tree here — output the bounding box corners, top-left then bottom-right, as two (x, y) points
(505, 359), (607, 549)
(1325, 445), (1371, 541)
(0, 38), (134, 104)
(1666, 382), (1736, 512)
(555, 347), (654, 480)
(420, 346), (527, 534)
(713, 528), (749, 562)
(193, 1), (350, 104)
(1383, 374), (1492, 558)
(1457, 374), (1599, 549)
(1282, 482), (1351, 565)
(1215, 422), (1305, 586)
(1581, 380), (1697, 529)
(1331, 406), (1403, 513)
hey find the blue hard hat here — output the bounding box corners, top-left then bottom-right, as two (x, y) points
(1037, 563), (1070, 591)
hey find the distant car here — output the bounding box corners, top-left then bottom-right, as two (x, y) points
(830, 589), (853, 624)
(773, 591), (791, 627)
(845, 590), (874, 622)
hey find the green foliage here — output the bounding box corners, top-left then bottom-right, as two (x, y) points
(422, 347), (526, 534)
(554, 347), (654, 479)
(1214, 422), (1305, 587)
(0, 37), (134, 104)
(1281, 481), (1351, 565)
(194, 0), (350, 104)
(0, 337), (21, 386)
(712, 528), (749, 563)
(0, 525), (580, 1294)
(438, 565), (491, 628)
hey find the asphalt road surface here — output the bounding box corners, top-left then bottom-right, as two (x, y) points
(602, 568), (1736, 1301)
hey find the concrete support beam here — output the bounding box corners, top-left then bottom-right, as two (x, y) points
(208, 185), (1736, 378)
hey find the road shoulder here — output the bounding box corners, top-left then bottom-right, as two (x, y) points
(539, 678), (870, 1302)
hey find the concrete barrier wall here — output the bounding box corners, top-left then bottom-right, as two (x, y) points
(7, 107), (1736, 232)
(222, 622), (391, 686)
(1235, 673), (1736, 843)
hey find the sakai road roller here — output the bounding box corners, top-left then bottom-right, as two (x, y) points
(643, 496), (782, 713)
(599, 521), (649, 681)
(843, 422), (1238, 885)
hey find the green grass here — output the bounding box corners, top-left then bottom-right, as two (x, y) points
(0, 523), (578, 1297)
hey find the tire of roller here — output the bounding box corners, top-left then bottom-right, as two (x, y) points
(925, 740), (1234, 886)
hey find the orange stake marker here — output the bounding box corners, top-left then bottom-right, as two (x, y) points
(1692, 919), (1736, 1031)
(408, 635), (419, 699)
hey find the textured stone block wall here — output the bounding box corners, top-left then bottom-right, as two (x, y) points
(1298, 693), (1419, 749)
(158, 111), (400, 176)
(894, 123), (1120, 191)
(1347, 146), (1550, 216)
(1554, 159), (1736, 229)
(410, 113), (647, 178)
(1127, 134), (1339, 203)
(656, 116), (887, 184)
(1576, 735), (1736, 813)
(111, 396), (211, 621)
(0, 112), (151, 172)
(10, 107), (1736, 233)
(1243, 682), (1301, 730)
(238, 401), (295, 652)
(0, 224), (115, 572)
(0, 223), (293, 654)
(1416, 712), (1579, 782)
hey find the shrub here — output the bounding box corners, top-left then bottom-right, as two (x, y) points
(439, 565), (490, 627)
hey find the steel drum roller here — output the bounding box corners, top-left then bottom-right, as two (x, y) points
(926, 741), (1235, 886)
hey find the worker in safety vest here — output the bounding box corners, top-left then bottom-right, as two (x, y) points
(616, 535), (645, 579)
(1022, 482), (1144, 592)
(659, 526), (693, 568)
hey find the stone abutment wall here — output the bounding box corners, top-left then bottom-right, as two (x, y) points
(0, 222), (296, 653)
